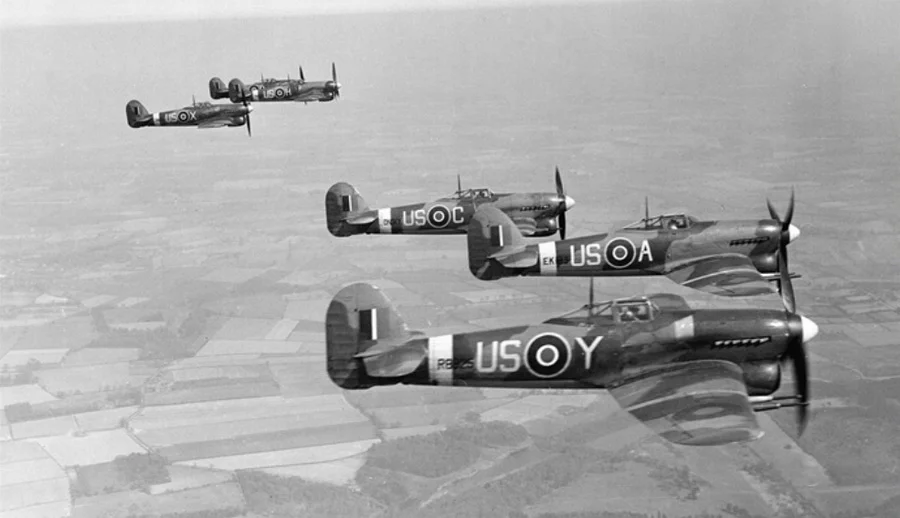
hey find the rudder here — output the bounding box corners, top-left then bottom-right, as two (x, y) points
(126, 100), (150, 128)
(209, 77), (229, 99)
(325, 282), (411, 389)
(325, 182), (370, 237)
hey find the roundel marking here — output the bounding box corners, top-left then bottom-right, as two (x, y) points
(275, 87), (285, 98)
(523, 332), (571, 379)
(603, 237), (637, 269)
(426, 204), (452, 229)
(177, 111), (190, 122)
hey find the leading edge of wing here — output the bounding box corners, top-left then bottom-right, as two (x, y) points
(664, 253), (775, 298)
(609, 359), (763, 446)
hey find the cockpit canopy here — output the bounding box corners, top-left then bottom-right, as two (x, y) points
(449, 188), (494, 200)
(622, 214), (699, 231)
(544, 297), (661, 326)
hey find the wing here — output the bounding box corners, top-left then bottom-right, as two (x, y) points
(198, 119), (229, 129)
(609, 359), (762, 446)
(292, 87), (325, 102)
(664, 253), (774, 297)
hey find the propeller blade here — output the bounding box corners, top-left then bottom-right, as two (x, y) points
(778, 248), (795, 314)
(559, 211), (567, 241)
(783, 188), (795, 228)
(767, 198), (780, 222)
(244, 102), (252, 137)
(788, 339), (810, 435)
(555, 166), (564, 198)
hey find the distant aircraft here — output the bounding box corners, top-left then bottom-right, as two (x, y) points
(126, 97), (253, 136)
(325, 168), (576, 239)
(210, 63), (341, 104)
(467, 191), (802, 298)
(325, 262), (817, 446)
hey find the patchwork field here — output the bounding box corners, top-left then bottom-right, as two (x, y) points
(0, 440), (71, 517)
(72, 481), (246, 518)
(34, 429), (146, 466)
(177, 439), (380, 471)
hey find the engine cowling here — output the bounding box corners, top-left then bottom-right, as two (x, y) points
(531, 217), (559, 237)
(741, 360), (781, 396)
(228, 78), (248, 103)
(209, 77), (229, 99)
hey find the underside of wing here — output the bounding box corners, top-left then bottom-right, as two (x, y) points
(512, 217), (537, 236)
(609, 359), (762, 446)
(292, 88), (322, 102)
(198, 119), (229, 129)
(664, 253), (775, 297)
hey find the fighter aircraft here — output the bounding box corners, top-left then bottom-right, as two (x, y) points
(325, 260), (817, 446)
(125, 97), (254, 136)
(210, 63), (341, 104)
(326, 168), (576, 239)
(467, 191), (801, 297)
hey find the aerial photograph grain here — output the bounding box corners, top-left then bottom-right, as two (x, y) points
(1, 0), (899, 517)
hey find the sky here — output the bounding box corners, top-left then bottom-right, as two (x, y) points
(1, 0), (587, 27)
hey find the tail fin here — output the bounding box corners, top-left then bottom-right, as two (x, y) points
(467, 206), (534, 280)
(228, 78), (247, 103)
(325, 182), (372, 237)
(209, 77), (229, 99)
(326, 283), (424, 389)
(126, 100), (150, 128)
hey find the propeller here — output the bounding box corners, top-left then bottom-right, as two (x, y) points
(766, 188), (799, 296)
(777, 241), (813, 435)
(554, 167), (574, 240)
(326, 62), (341, 98)
(243, 100), (252, 137)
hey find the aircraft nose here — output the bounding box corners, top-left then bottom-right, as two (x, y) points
(800, 315), (819, 343)
(565, 195), (576, 211)
(788, 224), (800, 243)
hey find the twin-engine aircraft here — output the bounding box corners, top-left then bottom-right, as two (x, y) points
(125, 97), (254, 136)
(210, 63), (341, 104)
(325, 258), (817, 446)
(326, 169), (576, 239)
(467, 191), (801, 298)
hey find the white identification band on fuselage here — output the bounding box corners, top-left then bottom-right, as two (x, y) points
(428, 334), (454, 386)
(152, 113), (160, 126)
(377, 208), (392, 234)
(538, 241), (558, 276)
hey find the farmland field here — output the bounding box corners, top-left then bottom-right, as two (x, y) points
(133, 394), (358, 429)
(72, 481), (245, 518)
(10, 414), (78, 439)
(261, 456), (367, 486)
(158, 420), (377, 462)
(62, 347), (142, 366)
(34, 429), (146, 466)
(148, 465), (235, 495)
(137, 407), (367, 445)
(142, 380), (281, 406)
(0, 348), (69, 368)
(369, 398), (516, 428)
(35, 362), (134, 394)
(196, 339), (302, 356)
(0, 384), (58, 406)
(177, 439), (380, 471)
(74, 406), (139, 432)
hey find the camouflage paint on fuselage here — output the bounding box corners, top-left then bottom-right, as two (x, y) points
(126, 100), (251, 129)
(325, 284), (801, 393)
(325, 182), (571, 238)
